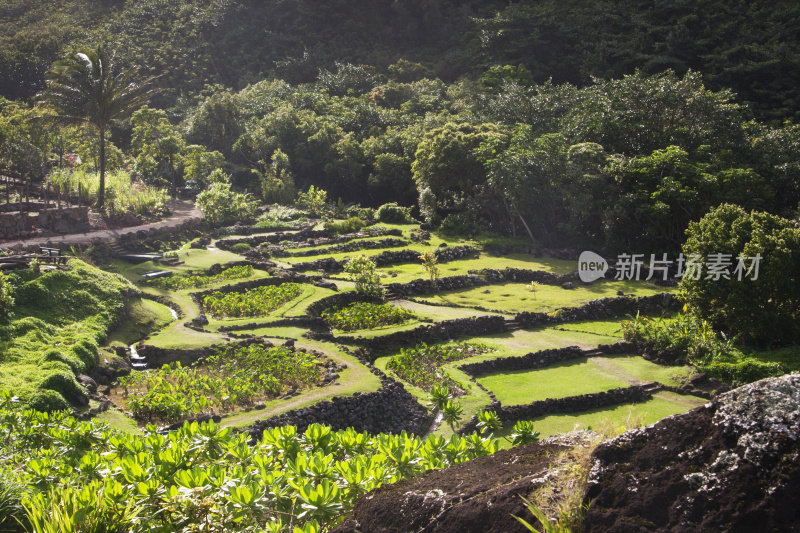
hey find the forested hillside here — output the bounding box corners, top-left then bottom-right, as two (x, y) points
(2, 0), (800, 121)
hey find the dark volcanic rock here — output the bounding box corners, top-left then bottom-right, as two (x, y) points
(584, 374), (800, 532)
(333, 441), (569, 533)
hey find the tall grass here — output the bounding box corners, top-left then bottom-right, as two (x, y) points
(48, 168), (168, 216)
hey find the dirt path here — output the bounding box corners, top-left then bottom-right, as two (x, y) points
(0, 199), (202, 251)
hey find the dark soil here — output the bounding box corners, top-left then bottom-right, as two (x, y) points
(584, 374), (800, 532)
(332, 441), (566, 533)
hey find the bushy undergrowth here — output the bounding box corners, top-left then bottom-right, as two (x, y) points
(202, 283), (302, 318)
(0, 394), (506, 532)
(254, 205), (309, 230)
(0, 261), (136, 407)
(621, 312), (783, 383)
(48, 168), (168, 216)
(323, 217), (367, 235)
(149, 265), (254, 290)
(387, 342), (491, 392)
(118, 344), (320, 423)
(321, 302), (415, 331)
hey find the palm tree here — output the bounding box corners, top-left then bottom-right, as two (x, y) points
(37, 43), (157, 208)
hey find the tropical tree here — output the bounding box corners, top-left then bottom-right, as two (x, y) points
(37, 43), (157, 208)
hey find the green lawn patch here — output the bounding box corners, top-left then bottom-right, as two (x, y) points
(379, 253), (575, 284)
(513, 391), (706, 439)
(105, 298), (174, 348)
(416, 280), (673, 314)
(478, 358), (630, 405)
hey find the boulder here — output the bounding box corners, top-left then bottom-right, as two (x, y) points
(333, 437), (585, 533)
(584, 374), (800, 532)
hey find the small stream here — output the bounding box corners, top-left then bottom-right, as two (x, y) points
(130, 303), (179, 371)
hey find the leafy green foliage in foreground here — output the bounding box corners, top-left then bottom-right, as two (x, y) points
(118, 345), (321, 424)
(321, 302), (415, 332)
(150, 265), (254, 290)
(0, 394), (504, 532)
(203, 283), (302, 318)
(387, 342), (491, 392)
(621, 312), (783, 383)
(0, 260), (135, 407)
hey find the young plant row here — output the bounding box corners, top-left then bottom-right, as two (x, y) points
(0, 393), (537, 532)
(117, 345), (321, 423)
(202, 283), (303, 318)
(149, 265), (255, 290)
(321, 302), (415, 331)
(386, 342), (491, 392)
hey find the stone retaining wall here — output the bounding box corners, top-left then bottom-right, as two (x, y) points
(305, 291), (383, 317)
(335, 316), (508, 359)
(458, 385), (652, 434)
(284, 237), (408, 258)
(245, 375), (431, 440)
(291, 245), (479, 273)
(385, 274), (488, 297)
(0, 206), (89, 240)
(514, 293), (679, 327)
(458, 343), (633, 377)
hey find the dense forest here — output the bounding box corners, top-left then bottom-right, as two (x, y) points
(3, 0), (800, 121)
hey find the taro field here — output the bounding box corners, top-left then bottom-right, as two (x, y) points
(95, 220), (707, 441)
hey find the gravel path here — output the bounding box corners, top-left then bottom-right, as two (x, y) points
(0, 199), (202, 251)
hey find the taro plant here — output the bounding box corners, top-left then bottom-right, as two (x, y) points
(203, 283), (302, 318)
(321, 302), (414, 331)
(150, 265), (253, 290)
(386, 342), (490, 392)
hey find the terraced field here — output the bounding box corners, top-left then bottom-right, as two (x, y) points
(98, 222), (705, 441)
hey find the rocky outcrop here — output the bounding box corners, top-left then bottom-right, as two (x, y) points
(584, 374), (800, 532)
(332, 436), (589, 533)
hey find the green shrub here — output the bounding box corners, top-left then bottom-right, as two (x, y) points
(196, 173), (258, 225)
(231, 243), (251, 253)
(324, 217), (366, 235)
(621, 312), (784, 383)
(38, 373), (85, 405)
(703, 359), (783, 383)
(0, 272), (13, 323)
(344, 256), (384, 299)
(0, 400), (504, 532)
(345, 205), (376, 222)
(376, 202), (415, 223)
(26, 390), (69, 412)
(681, 204), (800, 346)
(322, 302), (415, 331)
(41, 349), (84, 374)
(70, 338), (99, 369)
(296, 185), (328, 216)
